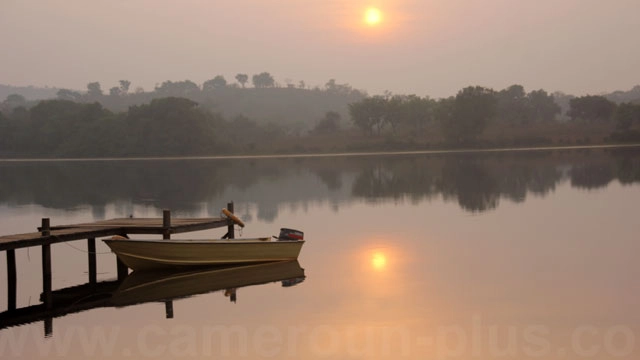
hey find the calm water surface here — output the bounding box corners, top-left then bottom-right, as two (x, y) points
(1, 148), (639, 359)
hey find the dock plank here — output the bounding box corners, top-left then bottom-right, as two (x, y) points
(47, 217), (228, 229)
(0, 217), (232, 251)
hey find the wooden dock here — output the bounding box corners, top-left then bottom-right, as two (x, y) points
(1, 203), (239, 336)
(0, 215), (230, 251)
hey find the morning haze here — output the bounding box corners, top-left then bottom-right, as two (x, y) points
(2, 0), (639, 97)
(1, 2), (640, 360)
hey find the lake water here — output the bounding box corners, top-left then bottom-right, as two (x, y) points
(1, 147), (639, 359)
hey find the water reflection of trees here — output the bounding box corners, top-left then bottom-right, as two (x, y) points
(0, 148), (638, 217)
(348, 148), (639, 212)
(349, 153), (562, 212)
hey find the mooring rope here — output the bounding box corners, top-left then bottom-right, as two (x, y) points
(62, 239), (112, 255)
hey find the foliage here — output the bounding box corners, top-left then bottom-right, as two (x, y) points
(154, 80), (200, 98)
(87, 82), (103, 98)
(3, 78), (638, 158)
(1, 94), (29, 117)
(313, 111), (341, 134)
(613, 102), (640, 130)
(6, 74), (367, 134)
(495, 85), (560, 124)
(496, 85), (528, 124)
(252, 72), (275, 88)
(609, 130), (640, 143)
(0, 97), (225, 157)
(203, 76), (227, 91)
(349, 96), (387, 135)
(568, 95), (616, 122)
(56, 89), (82, 101)
(235, 74), (248, 88)
(124, 97), (220, 155)
(119, 80), (131, 94)
(606, 85), (640, 104)
(387, 95), (436, 133)
(528, 89), (561, 122)
(442, 86), (497, 142)
(3, 94), (27, 109)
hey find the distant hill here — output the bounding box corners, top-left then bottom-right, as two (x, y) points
(4, 82), (638, 129)
(0, 84), (59, 101)
(551, 85), (640, 121)
(194, 87), (366, 129)
(1, 81), (366, 131)
(604, 85), (640, 104)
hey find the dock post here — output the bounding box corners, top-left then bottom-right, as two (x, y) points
(87, 238), (97, 284)
(44, 318), (53, 337)
(163, 209), (171, 240)
(41, 218), (53, 310)
(116, 233), (129, 281)
(165, 301), (174, 319)
(227, 202), (235, 239)
(7, 249), (17, 311)
(116, 258), (128, 281)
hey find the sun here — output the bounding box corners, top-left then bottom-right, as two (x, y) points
(364, 7), (383, 26)
(371, 252), (387, 271)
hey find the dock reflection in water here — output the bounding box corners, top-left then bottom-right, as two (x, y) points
(0, 261), (305, 337)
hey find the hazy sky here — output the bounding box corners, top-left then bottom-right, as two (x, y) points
(2, 0), (639, 98)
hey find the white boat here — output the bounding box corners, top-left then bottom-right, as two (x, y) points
(103, 237), (305, 271)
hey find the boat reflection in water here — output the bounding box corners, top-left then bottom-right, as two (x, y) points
(0, 261), (305, 337)
(112, 260), (305, 306)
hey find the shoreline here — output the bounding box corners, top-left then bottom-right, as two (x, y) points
(1, 143), (639, 163)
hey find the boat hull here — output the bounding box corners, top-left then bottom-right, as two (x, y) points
(103, 238), (304, 271)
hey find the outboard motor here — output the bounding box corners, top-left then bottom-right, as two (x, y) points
(278, 228), (304, 241)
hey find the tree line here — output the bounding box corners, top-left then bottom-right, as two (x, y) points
(38, 74), (365, 133)
(347, 85), (640, 144)
(0, 97), (254, 157)
(2, 80), (640, 157)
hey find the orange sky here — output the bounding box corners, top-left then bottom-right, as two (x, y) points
(1, 0), (640, 97)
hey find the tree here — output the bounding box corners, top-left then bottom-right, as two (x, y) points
(119, 80), (131, 94)
(325, 79), (360, 96)
(27, 100), (112, 154)
(349, 96), (387, 135)
(325, 79), (337, 91)
(109, 87), (122, 97)
(87, 82), (103, 97)
(398, 95), (436, 133)
(203, 75), (228, 91)
(383, 95), (404, 134)
(495, 85), (560, 124)
(154, 80), (200, 97)
(2, 94), (27, 112)
(0, 111), (11, 152)
(614, 103), (640, 131)
(496, 84), (529, 124)
(126, 97), (217, 155)
(528, 89), (560, 122)
(252, 72), (275, 88)
(568, 95), (616, 122)
(314, 111), (341, 134)
(235, 74), (248, 88)
(56, 89), (82, 101)
(442, 86), (496, 142)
